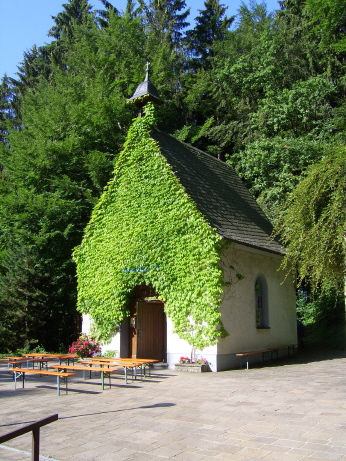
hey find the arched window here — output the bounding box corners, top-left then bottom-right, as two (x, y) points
(255, 276), (268, 328)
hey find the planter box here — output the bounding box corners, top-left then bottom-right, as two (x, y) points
(175, 363), (209, 373)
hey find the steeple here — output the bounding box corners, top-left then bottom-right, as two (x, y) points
(128, 63), (163, 114)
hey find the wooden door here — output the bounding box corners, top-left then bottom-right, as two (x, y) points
(136, 301), (166, 361)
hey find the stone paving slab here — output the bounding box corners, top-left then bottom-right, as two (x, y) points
(0, 347), (346, 460)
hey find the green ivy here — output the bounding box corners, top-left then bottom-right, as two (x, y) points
(73, 103), (227, 349)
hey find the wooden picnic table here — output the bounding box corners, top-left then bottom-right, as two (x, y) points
(50, 364), (118, 390)
(0, 358), (34, 368)
(81, 357), (159, 383)
(23, 353), (78, 365)
(92, 357), (158, 376)
(9, 368), (76, 395)
(79, 359), (139, 383)
(1, 357), (49, 370)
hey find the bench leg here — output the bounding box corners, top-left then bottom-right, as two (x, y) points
(288, 345), (295, 357)
(240, 358), (249, 369)
(101, 371), (111, 390)
(14, 371), (23, 389)
(57, 376), (68, 396)
(270, 349), (279, 360)
(262, 351), (271, 364)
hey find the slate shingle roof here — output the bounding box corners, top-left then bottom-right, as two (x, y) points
(128, 77), (163, 106)
(152, 128), (284, 256)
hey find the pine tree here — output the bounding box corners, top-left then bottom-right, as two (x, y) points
(49, 0), (93, 40)
(139, 0), (190, 49)
(186, 0), (234, 69)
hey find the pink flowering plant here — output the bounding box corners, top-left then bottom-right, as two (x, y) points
(69, 333), (101, 358)
(179, 356), (209, 365)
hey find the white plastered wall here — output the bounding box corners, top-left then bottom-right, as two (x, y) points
(216, 242), (297, 370)
(82, 314), (120, 356)
(166, 317), (218, 371)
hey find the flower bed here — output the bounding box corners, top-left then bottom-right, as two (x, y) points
(174, 363), (209, 372)
(175, 356), (210, 372)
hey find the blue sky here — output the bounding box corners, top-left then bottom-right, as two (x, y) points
(0, 0), (281, 79)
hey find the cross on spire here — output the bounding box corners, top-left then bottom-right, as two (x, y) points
(128, 62), (163, 114)
(145, 62), (150, 81)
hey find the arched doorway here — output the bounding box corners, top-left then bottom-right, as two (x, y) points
(128, 284), (166, 362)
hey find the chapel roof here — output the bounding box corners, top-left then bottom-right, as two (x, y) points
(151, 129), (284, 255)
(128, 63), (163, 109)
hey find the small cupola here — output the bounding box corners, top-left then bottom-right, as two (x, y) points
(128, 62), (163, 114)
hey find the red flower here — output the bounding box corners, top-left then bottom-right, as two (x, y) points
(69, 333), (101, 358)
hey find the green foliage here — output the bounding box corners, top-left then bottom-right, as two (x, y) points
(296, 288), (344, 348)
(15, 343), (48, 356)
(185, 0), (234, 69)
(49, 0), (93, 40)
(103, 349), (119, 358)
(74, 103), (226, 349)
(139, 0), (190, 48)
(275, 146), (346, 292)
(0, 11), (146, 353)
(305, 0), (346, 53)
(251, 77), (336, 138)
(229, 137), (326, 219)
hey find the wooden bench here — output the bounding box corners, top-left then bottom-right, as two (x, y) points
(10, 369), (76, 395)
(2, 358), (50, 370)
(50, 365), (118, 390)
(1, 359), (33, 368)
(80, 359), (149, 384)
(23, 353), (78, 365)
(236, 345), (296, 369)
(269, 345), (296, 360)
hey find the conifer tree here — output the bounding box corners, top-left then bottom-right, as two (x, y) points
(49, 0), (93, 40)
(139, 0), (190, 48)
(186, 0), (234, 69)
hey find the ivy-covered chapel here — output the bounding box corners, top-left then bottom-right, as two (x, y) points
(74, 69), (297, 371)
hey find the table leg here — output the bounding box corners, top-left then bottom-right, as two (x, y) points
(15, 371), (25, 389)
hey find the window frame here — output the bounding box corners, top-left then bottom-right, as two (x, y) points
(255, 275), (269, 329)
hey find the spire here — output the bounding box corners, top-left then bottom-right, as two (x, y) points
(128, 62), (163, 113)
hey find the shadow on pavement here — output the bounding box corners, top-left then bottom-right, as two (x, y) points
(58, 402), (176, 420)
(251, 345), (345, 369)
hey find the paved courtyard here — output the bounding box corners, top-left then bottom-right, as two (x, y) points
(1, 347), (346, 461)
